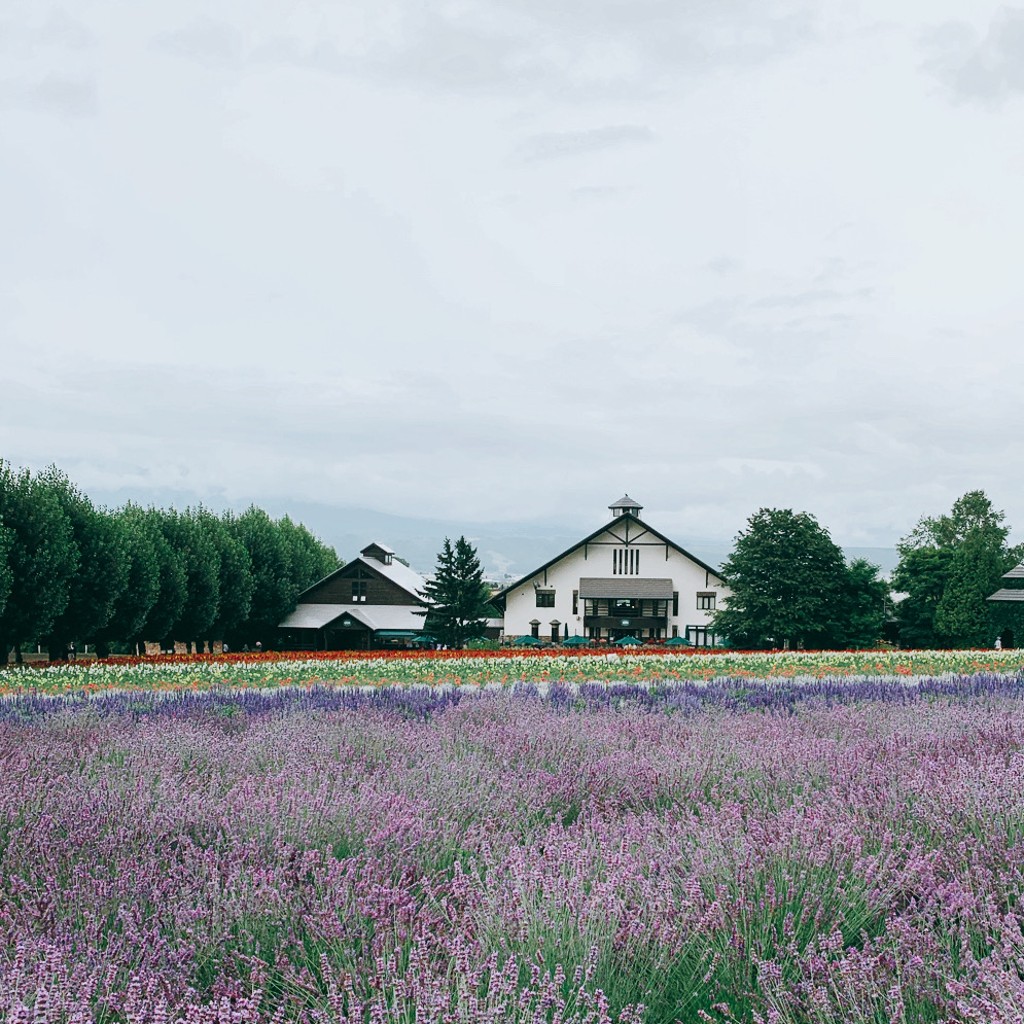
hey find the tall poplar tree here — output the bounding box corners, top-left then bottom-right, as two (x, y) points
(0, 462), (78, 661)
(130, 506), (188, 651)
(0, 509), (11, 621)
(229, 506), (294, 648)
(38, 467), (129, 659)
(421, 536), (491, 648)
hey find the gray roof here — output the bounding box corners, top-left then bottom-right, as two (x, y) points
(608, 494), (643, 510)
(987, 588), (1024, 602)
(279, 603), (427, 630)
(579, 577), (674, 599)
(279, 604), (352, 629)
(1002, 563), (1024, 579)
(355, 554), (427, 599)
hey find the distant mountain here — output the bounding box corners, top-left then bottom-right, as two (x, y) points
(84, 486), (900, 581)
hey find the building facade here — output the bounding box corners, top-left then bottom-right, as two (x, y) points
(278, 542), (428, 650)
(493, 496), (729, 645)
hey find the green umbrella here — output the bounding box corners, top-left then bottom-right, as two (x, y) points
(614, 635), (643, 646)
(664, 635), (689, 646)
(513, 635), (544, 646)
(562, 635), (590, 647)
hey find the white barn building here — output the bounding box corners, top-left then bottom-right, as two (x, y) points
(493, 496), (730, 646)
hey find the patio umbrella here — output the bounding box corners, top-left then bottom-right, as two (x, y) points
(664, 636), (689, 646)
(513, 635), (543, 646)
(614, 635), (643, 646)
(562, 635), (590, 647)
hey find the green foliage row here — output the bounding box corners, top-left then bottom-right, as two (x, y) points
(712, 492), (1024, 650)
(0, 461), (341, 661)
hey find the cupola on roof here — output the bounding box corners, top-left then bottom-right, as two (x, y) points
(608, 494), (643, 517)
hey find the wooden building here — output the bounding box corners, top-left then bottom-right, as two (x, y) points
(278, 542), (428, 650)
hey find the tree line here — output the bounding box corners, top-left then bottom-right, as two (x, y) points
(711, 491), (1024, 650)
(0, 462), (340, 661)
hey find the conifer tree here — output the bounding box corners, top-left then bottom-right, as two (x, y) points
(421, 536), (491, 649)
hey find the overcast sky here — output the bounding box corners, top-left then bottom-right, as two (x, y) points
(3, 0), (1024, 549)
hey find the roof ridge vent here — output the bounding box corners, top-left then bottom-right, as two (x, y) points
(608, 494), (643, 518)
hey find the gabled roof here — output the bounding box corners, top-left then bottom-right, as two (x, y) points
(491, 513), (723, 604)
(296, 548), (428, 603)
(987, 588), (1024, 602)
(355, 553), (427, 598)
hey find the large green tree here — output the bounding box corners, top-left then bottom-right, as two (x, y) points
(230, 507), (295, 647)
(130, 506), (188, 651)
(711, 508), (887, 650)
(837, 557), (890, 649)
(889, 546), (951, 648)
(160, 508), (221, 650)
(202, 510), (255, 649)
(0, 462), (79, 661)
(421, 536), (491, 649)
(277, 515), (341, 597)
(95, 507), (161, 657)
(0, 505), (12, 620)
(37, 467), (130, 659)
(893, 491), (1022, 648)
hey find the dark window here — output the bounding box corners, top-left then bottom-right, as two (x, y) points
(572, 590), (578, 615)
(531, 622), (540, 638)
(536, 590), (555, 607)
(352, 581), (368, 603)
(696, 592), (716, 611)
(612, 548), (640, 575)
(672, 591), (679, 616)
(687, 626), (715, 647)
(612, 598), (639, 616)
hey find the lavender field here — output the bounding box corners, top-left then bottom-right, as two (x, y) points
(4, 678), (1024, 1023)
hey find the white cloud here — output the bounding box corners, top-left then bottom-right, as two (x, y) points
(925, 7), (1024, 102)
(2, 0), (1024, 547)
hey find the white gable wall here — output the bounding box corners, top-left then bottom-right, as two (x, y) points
(502, 521), (729, 644)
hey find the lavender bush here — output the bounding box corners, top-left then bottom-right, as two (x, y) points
(2, 678), (1024, 1022)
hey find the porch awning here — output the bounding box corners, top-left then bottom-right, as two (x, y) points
(578, 577), (674, 600)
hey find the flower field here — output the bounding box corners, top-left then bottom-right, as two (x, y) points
(3, 656), (1024, 1022)
(3, 647), (1024, 697)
